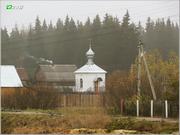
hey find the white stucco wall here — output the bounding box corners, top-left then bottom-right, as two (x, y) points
(75, 73), (106, 92)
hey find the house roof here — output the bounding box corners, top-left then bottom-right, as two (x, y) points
(74, 64), (107, 74)
(16, 68), (29, 81)
(36, 64), (77, 82)
(1, 65), (23, 87)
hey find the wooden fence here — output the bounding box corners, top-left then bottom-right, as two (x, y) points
(57, 93), (105, 107)
(1, 89), (178, 118)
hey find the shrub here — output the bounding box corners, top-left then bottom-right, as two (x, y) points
(124, 96), (137, 116)
(105, 117), (135, 132)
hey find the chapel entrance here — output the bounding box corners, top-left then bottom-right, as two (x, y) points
(94, 77), (102, 94)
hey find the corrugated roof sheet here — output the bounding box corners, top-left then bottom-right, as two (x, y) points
(1, 65), (23, 87)
(36, 65), (77, 82)
(74, 64), (107, 74)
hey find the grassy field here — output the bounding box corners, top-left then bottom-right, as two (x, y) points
(1, 107), (179, 134)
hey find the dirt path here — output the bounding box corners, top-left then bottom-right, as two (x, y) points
(2, 111), (49, 115)
(111, 115), (178, 123)
(2, 111), (64, 117)
(134, 116), (178, 123)
(114, 116), (179, 123)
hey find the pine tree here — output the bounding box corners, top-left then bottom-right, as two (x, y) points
(35, 16), (41, 34)
(56, 18), (63, 31)
(48, 21), (54, 32)
(1, 27), (9, 43)
(10, 24), (20, 40)
(69, 18), (77, 32)
(85, 17), (91, 28)
(64, 15), (70, 32)
(92, 15), (101, 32)
(1, 27), (10, 64)
(77, 20), (83, 32)
(122, 10), (130, 28)
(119, 11), (139, 69)
(137, 21), (144, 40)
(42, 19), (48, 32)
(33, 16), (46, 58)
(84, 17), (92, 37)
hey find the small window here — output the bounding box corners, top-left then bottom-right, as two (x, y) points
(80, 78), (83, 88)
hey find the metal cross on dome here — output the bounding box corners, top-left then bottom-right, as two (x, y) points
(89, 38), (92, 48)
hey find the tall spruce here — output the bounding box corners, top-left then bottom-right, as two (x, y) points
(1, 12), (179, 72)
(1, 27), (10, 64)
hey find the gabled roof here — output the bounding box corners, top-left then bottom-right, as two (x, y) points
(36, 64), (77, 82)
(74, 64), (107, 74)
(16, 68), (29, 81)
(1, 65), (23, 87)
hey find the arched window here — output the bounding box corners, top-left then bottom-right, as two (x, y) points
(80, 78), (83, 88)
(97, 77), (103, 82)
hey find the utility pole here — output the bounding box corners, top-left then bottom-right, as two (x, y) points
(136, 41), (157, 117)
(138, 41), (157, 100)
(136, 41), (142, 117)
(137, 41), (142, 98)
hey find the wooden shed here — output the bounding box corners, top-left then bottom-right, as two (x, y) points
(16, 67), (29, 86)
(35, 64), (77, 92)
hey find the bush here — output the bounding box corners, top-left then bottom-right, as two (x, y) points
(124, 96), (136, 116)
(105, 70), (136, 115)
(106, 117), (135, 132)
(132, 120), (153, 132)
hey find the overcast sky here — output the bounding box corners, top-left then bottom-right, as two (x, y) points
(1, 0), (179, 33)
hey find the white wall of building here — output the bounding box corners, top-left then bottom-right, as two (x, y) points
(75, 73), (105, 92)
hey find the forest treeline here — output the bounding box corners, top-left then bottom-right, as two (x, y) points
(1, 11), (179, 73)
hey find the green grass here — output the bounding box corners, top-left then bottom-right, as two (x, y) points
(1, 108), (179, 134)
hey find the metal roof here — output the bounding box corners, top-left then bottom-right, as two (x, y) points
(1, 65), (23, 87)
(39, 65), (77, 72)
(36, 64), (77, 82)
(74, 64), (107, 74)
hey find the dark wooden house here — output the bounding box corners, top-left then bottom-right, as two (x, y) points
(16, 68), (29, 86)
(35, 65), (77, 92)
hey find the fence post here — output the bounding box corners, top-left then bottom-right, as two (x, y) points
(120, 99), (124, 115)
(63, 94), (66, 107)
(165, 100), (168, 118)
(136, 100), (139, 117)
(151, 100), (153, 117)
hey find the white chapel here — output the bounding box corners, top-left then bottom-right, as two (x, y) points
(74, 42), (107, 93)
